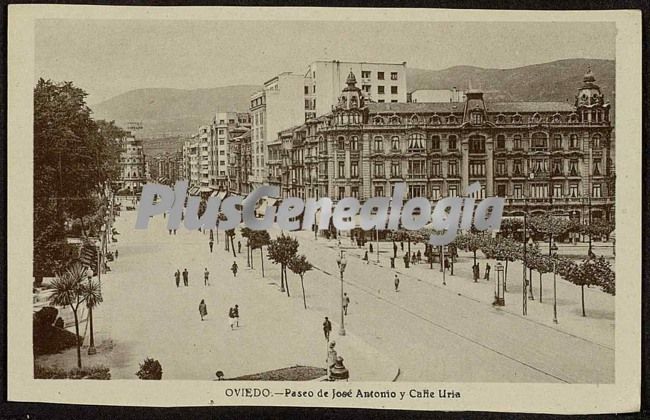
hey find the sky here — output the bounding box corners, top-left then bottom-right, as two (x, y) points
(35, 19), (616, 104)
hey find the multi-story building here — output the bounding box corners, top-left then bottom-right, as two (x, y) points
(249, 72), (305, 188)
(181, 136), (200, 188)
(304, 60), (408, 119)
(152, 151), (182, 185)
(207, 111), (251, 191)
(409, 88), (466, 103)
(227, 128), (252, 195)
(117, 133), (146, 193)
(273, 68), (615, 223)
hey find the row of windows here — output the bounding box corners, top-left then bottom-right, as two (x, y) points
(369, 111), (606, 126)
(360, 71), (399, 81)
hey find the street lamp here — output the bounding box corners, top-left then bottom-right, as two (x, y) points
(336, 251), (347, 336)
(527, 237), (535, 301)
(552, 251), (558, 324)
(493, 262), (505, 306)
(86, 268), (97, 355)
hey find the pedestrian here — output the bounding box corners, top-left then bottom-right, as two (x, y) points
(484, 263), (491, 280)
(327, 341), (337, 377)
(473, 264), (479, 282)
(183, 268), (189, 286)
(400, 241), (404, 252)
(444, 256), (450, 271)
(228, 307), (236, 330)
(210, 229), (214, 241)
(204, 267), (210, 286)
(343, 293), (350, 315)
(323, 317), (332, 341)
(394, 274), (400, 292)
(238, 240), (242, 254)
(173, 229), (177, 235)
(369, 243), (374, 253)
(209, 239), (214, 253)
(199, 299), (208, 321)
(363, 251), (368, 261)
(233, 304), (239, 327)
(231, 261), (238, 277)
(169, 229), (172, 235)
(412, 252), (417, 264)
(175, 269), (180, 288)
(393, 242), (397, 258)
(417, 250), (422, 262)
(115, 249), (118, 259)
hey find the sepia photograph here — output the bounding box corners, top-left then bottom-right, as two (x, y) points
(6, 5), (642, 413)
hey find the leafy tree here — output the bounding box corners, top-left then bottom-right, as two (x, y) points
(249, 230), (271, 277)
(499, 218), (523, 239)
(136, 358), (163, 380)
(47, 263), (89, 368)
(563, 256), (614, 316)
(454, 232), (487, 267)
(530, 254), (554, 303)
(267, 234), (299, 297)
(481, 236), (520, 291)
(288, 254), (313, 309)
(529, 214), (572, 255)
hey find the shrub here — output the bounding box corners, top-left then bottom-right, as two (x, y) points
(34, 364), (110, 379)
(136, 357), (163, 380)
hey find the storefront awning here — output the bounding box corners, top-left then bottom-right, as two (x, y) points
(199, 186), (213, 193)
(188, 186), (200, 195)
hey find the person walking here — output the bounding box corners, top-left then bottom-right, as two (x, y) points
(323, 317), (332, 341)
(231, 261), (238, 277)
(444, 256), (450, 271)
(393, 242), (397, 258)
(343, 293), (350, 315)
(369, 243), (374, 253)
(417, 250), (422, 263)
(484, 263), (491, 280)
(204, 267), (210, 286)
(209, 239), (214, 253)
(238, 240), (242, 254)
(394, 274), (400, 292)
(233, 304), (239, 327)
(400, 241), (404, 252)
(175, 269), (180, 288)
(228, 307), (236, 330)
(183, 268), (189, 287)
(199, 299), (208, 321)
(115, 249), (119, 260)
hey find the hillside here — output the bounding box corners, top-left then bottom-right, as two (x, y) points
(407, 58), (614, 103)
(91, 84), (261, 138)
(91, 58), (615, 141)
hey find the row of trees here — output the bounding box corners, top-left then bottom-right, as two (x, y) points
(34, 79), (124, 284)
(500, 217), (615, 243)
(265, 234), (314, 310)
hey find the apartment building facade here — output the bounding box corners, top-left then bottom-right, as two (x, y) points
(117, 133), (147, 193)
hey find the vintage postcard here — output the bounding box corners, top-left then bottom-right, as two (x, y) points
(7, 5), (642, 413)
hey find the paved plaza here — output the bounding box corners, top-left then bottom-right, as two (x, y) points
(37, 206), (614, 383)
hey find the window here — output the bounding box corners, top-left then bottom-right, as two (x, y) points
(448, 185), (458, 197)
(552, 134), (563, 150)
(513, 159), (523, 175)
(593, 158), (601, 176)
(469, 136), (486, 153)
(374, 136), (384, 152)
(362, 85), (371, 92)
(431, 135), (441, 150)
(338, 187), (345, 200)
(338, 161), (345, 178)
(391, 100), (398, 103)
(448, 160), (458, 176)
(375, 185), (384, 196)
(374, 162), (385, 177)
(471, 112), (483, 125)
(569, 184), (579, 197)
(351, 136), (359, 151)
(496, 135), (505, 150)
(218, 129), (225, 135)
(391, 162), (401, 177)
(408, 160), (425, 175)
(377, 72), (385, 80)
(377, 86), (385, 95)
(430, 115), (441, 125)
(432, 187), (440, 200)
(391, 72), (398, 80)
(351, 186), (359, 198)
(469, 160), (486, 177)
(351, 161), (358, 178)
(531, 184), (548, 198)
(361, 71), (371, 78)
(552, 159), (563, 175)
(304, 86), (309, 94)
(391, 136), (400, 150)
(447, 115), (457, 124)
(531, 158), (548, 174)
(513, 135), (522, 150)
(553, 184), (563, 197)
(378, 99), (385, 103)
(448, 135), (457, 150)
(513, 184), (522, 198)
(391, 86), (398, 95)
(569, 160), (579, 176)
(409, 185), (424, 198)
(531, 133), (547, 150)
(592, 184), (602, 198)
(496, 160), (506, 175)
(408, 133), (425, 151)
(497, 185), (506, 197)
(512, 114), (522, 124)
(570, 134), (579, 149)
(431, 161), (441, 176)
(220, 150), (225, 155)
(337, 137), (345, 150)
(592, 134), (602, 149)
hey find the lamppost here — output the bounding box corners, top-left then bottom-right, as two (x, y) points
(440, 246), (446, 285)
(552, 251), (558, 324)
(510, 196), (529, 315)
(86, 268), (96, 355)
(336, 251), (347, 336)
(494, 262), (505, 306)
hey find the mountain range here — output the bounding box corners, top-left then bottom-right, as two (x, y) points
(90, 58), (614, 144)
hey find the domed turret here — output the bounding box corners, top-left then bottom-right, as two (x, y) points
(576, 66), (604, 108)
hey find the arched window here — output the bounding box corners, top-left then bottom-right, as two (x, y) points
(374, 116), (384, 125)
(568, 113), (579, 124)
(447, 115), (457, 124)
(531, 133), (547, 151)
(469, 135), (485, 153)
(496, 114), (506, 124)
(337, 136), (345, 150)
(391, 136), (400, 151)
(513, 134), (523, 150)
(431, 135), (441, 150)
(512, 114), (522, 124)
(552, 134), (563, 150)
(350, 96), (358, 107)
(350, 136), (359, 151)
(373, 136), (384, 152)
(553, 113), (562, 123)
(390, 116), (401, 125)
(408, 133), (425, 151)
(592, 134), (602, 149)
(470, 112), (482, 125)
(410, 115), (420, 124)
(532, 113), (542, 123)
(569, 134), (579, 149)
(430, 115), (441, 125)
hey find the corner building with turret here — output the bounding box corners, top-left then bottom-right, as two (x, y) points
(268, 69), (614, 223)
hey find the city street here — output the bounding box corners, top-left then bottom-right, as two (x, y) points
(44, 205), (614, 383)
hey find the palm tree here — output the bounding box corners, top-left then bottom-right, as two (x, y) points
(48, 262), (88, 368)
(83, 277), (103, 355)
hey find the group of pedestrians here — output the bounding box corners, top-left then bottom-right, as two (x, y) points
(472, 262), (491, 281)
(174, 268), (190, 287)
(197, 300), (240, 329)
